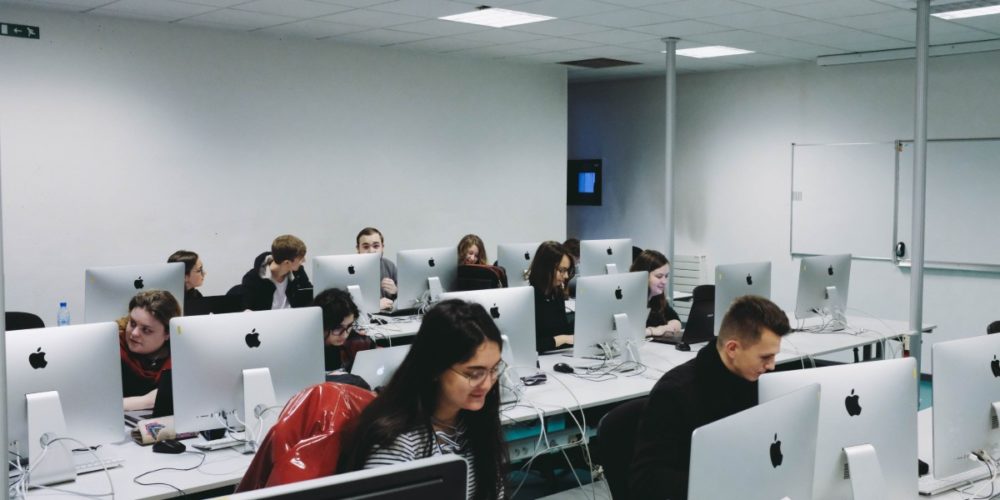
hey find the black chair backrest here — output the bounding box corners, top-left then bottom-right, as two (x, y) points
(456, 264), (508, 291)
(226, 284), (245, 297)
(6, 311), (45, 331)
(596, 396), (648, 500)
(683, 284), (715, 344)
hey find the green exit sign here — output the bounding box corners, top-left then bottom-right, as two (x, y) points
(1, 23), (40, 40)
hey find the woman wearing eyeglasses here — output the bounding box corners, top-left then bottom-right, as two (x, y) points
(314, 288), (375, 373)
(167, 250), (206, 304)
(339, 299), (507, 500)
(528, 241), (575, 352)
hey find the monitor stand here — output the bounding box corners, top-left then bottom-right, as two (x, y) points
(824, 286), (847, 331)
(427, 277), (443, 302)
(614, 313), (641, 365)
(242, 367), (278, 452)
(499, 335), (522, 404)
(605, 263), (618, 274)
(843, 444), (888, 500)
(25, 391), (77, 487)
(347, 285), (371, 326)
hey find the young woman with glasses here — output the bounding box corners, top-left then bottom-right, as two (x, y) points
(313, 287), (375, 373)
(338, 299), (507, 500)
(527, 240), (575, 352)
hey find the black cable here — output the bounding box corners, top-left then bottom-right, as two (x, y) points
(132, 450), (207, 496)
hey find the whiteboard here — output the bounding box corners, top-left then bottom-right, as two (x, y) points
(896, 138), (1000, 271)
(790, 142), (897, 260)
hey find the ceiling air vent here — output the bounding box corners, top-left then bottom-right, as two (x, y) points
(559, 58), (640, 69)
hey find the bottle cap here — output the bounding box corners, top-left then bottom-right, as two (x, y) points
(59, 301), (67, 307)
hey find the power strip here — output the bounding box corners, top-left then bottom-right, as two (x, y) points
(507, 427), (586, 462)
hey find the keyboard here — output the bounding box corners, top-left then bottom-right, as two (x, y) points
(192, 437), (245, 451)
(918, 466), (991, 495)
(75, 455), (125, 475)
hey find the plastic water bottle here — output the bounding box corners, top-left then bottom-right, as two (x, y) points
(57, 301), (71, 326)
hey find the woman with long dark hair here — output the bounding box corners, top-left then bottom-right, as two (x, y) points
(528, 241), (574, 352)
(630, 250), (682, 339)
(339, 300), (507, 500)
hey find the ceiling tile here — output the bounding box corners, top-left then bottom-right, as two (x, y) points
(392, 19), (488, 35)
(392, 35), (494, 52)
(563, 45), (649, 59)
(563, 28), (660, 44)
(739, 37), (842, 58)
(683, 29), (779, 45)
(702, 9), (809, 28)
(630, 19), (730, 36)
(91, 0), (217, 21)
(730, 52), (810, 64)
(233, 0), (352, 18)
(829, 10), (915, 30)
(257, 19), (369, 38)
(642, 0), (763, 19)
(457, 43), (552, 57)
(506, 36), (602, 51)
(181, 8), (297, 29)
(867, 18), (995, 42)
(515, 51), (582, 63)
(793, 30), (911, 52)
(312, 0), (398, 6)
(751, 20), (855, 38)
(330, 27), (433, 44)
(619, 37), (702, 52)
(950, 15), (1000, 35)
(736, 0), (833, 7)
(318, 8), (425, 26)
(775, 0), (898, 20)
(513, 0), (621, 18)
(452, 28), (547, 44)
(369, 0), (474, 18)
(597, 0), (682, 8)
(570, 8), (679, 28)
(7, 0), (131, 9)
(507, 19), (611, 36)
(178, 0), (266, 6)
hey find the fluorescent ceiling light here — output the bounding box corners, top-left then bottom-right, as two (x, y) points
(667, 46), (754, 58)
(932, 5), (1000, 19)
(439, 7), (555, 28)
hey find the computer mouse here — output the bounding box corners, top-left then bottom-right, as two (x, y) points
(152, 439), (186, 454)
(553, 362), (575, 374)
(675, 342), (691, 352)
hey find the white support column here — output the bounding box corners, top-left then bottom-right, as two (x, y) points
(910, 0), (930, 399)
(1, 134), (9, 500)
(663, 37), (678, 303)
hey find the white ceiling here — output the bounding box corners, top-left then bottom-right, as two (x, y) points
(4, 0), (1000, 81)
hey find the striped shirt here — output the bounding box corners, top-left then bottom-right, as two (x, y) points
(363, 424), (478, 499)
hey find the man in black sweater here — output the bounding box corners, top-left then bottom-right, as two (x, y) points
(629, 295), (790, 499)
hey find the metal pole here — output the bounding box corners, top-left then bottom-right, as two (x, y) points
(663, 37), (678, 303)
(910, 0), (930, 402)
(0, 130), (10, 499)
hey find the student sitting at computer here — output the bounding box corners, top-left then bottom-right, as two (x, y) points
(338, 300), (507, 500)
(167, 249), (205, 304)
(528, 241), (574, 352)
(630, 250), (682, 339)
(563, 238), (580, 298)
(315, 288), (375, 373)
(119, 290), (182, 411)
(458, 234), (488, 265)
(241, 234), (313, 311)
(356, 227), (397, 311)
(629, 295), (790, 500)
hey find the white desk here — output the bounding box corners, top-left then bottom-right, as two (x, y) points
(779, 315), (935, 365)
(364, 316), (420, 341)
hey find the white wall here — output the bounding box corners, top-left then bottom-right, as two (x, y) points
(569, 51), (1000, 373)
(0, 6), (567, 322)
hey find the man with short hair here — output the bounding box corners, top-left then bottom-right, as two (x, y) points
(629, 295), (791, 500)
(241, 234), (313, 311)
(355, 227), (397, 310)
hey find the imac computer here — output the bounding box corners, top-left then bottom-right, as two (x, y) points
(759, 357), (917, 500)
(496, 242), (541, 288)
(573, 271), (647, 362)
(923, 334), (1000, 492)
(440, 287), (538, 382)
(6, 323), (124, 486)
(312, 253), (382, 321)
(350, 344), (410, 391)
(689, 384), (820, 500)
(794, 253), (852, 330)
(170, 308), (325, 449)
(224, 454), (467, 500)
(395, 247), (458, 310)
(578, 238), (632, 277)
(85, 263), (185, 323)
(714, 261), (772, 336)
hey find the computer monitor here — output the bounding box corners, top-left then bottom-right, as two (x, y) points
(759, 357), (917, 500)
(714, 261), (771, 336)
(931, 334), (1000, 479)
(223, 454), (467, 500)
(85, 263), (185, 323)
(395, 247), (458, 310)
(794, 254), (852, 329)
(573, 271), (647, 362)
(350, 344), (410, 391)
(689, 384), (820, 500)
(312, 253), (381, 320)
(440, 287), (538, 381)
(496, 242), (541, 288)
(170, 308), (325, 448)
(578, 238), (632, 276)
(6, 323), (124, 486)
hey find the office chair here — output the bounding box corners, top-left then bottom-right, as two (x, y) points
(456, 264), (508, 291)
(595, 396), (648, 500)
(684, 285), (715, 344)
(5, 311), (45, 331)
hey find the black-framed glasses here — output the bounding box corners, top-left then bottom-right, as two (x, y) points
(450, 360), (507, 386)
(325, 321), (357, 338)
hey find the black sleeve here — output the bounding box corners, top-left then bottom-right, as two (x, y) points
(289, 269), (314, 308)
(663, 302), (681, 323)
(630, 380), (691, 500)
(533, 290), (572, 352)
(240, 270), (270, 311)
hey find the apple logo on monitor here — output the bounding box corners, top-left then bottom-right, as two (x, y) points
(523, 252), (530, 261)
(428, 258), (436, 268)
(376, 366), (385, 377)
(29, 347), (48, 369)
(245, 328), (262, 348)
(134, 276), (144, 289)
(845, 389), (862, 416)
(991, 355), (1000, 377)
(745, 274), (753, 286)
(347, 265), (356, 275)
(769, 433), (783, 468)
(606, 247), (613, 256)
(827, 265), (834, 276)
(614, 286), (623, 300)
(490, 303), (500, 319)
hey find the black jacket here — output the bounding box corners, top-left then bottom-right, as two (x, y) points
(646, 297), (681, 328)
(629, 341), (757, 499)
(240, 251), (313, 311)
(533, 287), (573, 352)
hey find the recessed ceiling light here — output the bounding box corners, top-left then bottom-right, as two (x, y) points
(663, 46), (754, 58)
(932, 4), (1000, 19)
(439, 6), (555, 28)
